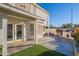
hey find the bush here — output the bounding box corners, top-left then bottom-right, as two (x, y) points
(72, 30), (79, 44)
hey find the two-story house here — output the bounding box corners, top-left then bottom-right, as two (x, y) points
(0, 3), (49, 45)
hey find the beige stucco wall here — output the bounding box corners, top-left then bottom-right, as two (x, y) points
(49, 28), (57, 35)
(35, 5), (48, 27)
(62, 32), (73, 39)
(9, 3), (31, 13)
(8, 3), (48, 27)
(36, 20), (43, 39)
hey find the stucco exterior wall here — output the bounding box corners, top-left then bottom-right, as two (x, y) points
(35, 6), (48, 26)
(8, 3), (48, 27)
(62, 32), (73, 39)
(35, 20), (43, 39)
(49, 28), (57, 35)
(9, 3), (31, 13)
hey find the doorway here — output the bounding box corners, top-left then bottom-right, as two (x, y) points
(7, 24), (24, 42)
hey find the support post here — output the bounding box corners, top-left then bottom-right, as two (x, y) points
(35, 20), (38, 44)
(14, 24), (17, 41)
(23, 23), (26, 41)
(2, 15), (8, 56)
(13, 24), (15, 42)
(48, 14), (50, 36)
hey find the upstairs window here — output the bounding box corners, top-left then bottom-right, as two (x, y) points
(30, 24), (34, 36)
(20, 4), (25, 8)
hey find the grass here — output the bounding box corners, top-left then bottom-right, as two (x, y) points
(0, 45), (2, 56)
(10, 45), (66, 56)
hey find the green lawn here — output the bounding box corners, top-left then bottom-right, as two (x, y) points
(0, 45), (2, 56)
(11, 45), (66, 56)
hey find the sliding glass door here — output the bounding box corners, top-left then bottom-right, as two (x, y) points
(7, 24), (23, 42)
(7, 24), (13, 41)
(16, 25), (23, 40)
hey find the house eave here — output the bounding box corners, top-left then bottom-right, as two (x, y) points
(0, 3), (40, 20)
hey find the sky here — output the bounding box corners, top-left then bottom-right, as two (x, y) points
(38, 3), (79, 27)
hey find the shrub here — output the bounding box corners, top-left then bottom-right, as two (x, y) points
(72, 30), (79, 44)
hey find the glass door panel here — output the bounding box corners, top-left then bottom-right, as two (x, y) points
(7, 24), (13, 41)
(17, 25), (23, 39)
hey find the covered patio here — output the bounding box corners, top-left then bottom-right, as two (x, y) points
(7, 16), (36, 55)
(0, 4), (38, 55)
(7, 40), (35, 55)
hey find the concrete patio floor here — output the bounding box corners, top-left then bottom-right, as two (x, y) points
(7, 40), (35, 55)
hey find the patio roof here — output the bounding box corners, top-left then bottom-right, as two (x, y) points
(0, 3), (41, 20)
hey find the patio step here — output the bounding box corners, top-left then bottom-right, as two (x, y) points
(8, 40), (35, 48)
(7, 44), (34, 55)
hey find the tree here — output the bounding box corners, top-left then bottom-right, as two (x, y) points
(61, 23), (73, 28)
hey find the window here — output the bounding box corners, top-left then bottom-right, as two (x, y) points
(21, 5), (25, 8)
(33, 5), (36, 14)
(38, 25), (43, 35)
(30, 24), (34, 36)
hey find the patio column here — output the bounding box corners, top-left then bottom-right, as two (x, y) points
(1, 15), (8, 56)
(13, 24), (15, 42)
(14, 24), (17, 41)
(23, 23), (26, 41)
(34, 20), (38, 44)
(48, 15), (50, 36)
